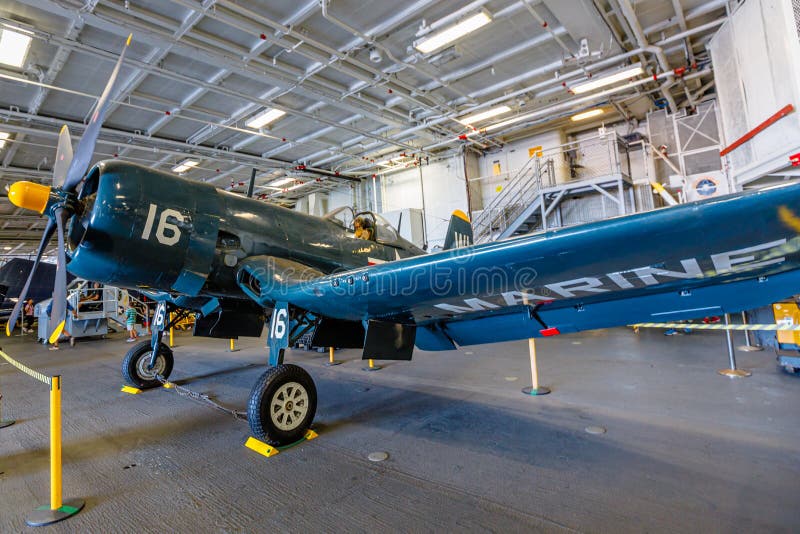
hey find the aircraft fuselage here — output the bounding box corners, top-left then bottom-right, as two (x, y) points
(66, 161), (422, 298)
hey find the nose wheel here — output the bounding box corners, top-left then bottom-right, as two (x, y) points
(247, 364), (317, 446)
(122, 340), (174, 389)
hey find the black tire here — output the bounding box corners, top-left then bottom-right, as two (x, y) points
(247, 364), (317, 446)
(122, 341), (174, 389)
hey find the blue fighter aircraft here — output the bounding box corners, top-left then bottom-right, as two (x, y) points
(6, 36), (800, 446)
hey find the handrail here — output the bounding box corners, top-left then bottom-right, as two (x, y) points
(472, 132), (629, 242)
(472, 154), (544, 243)
(67, 283), (153, 326)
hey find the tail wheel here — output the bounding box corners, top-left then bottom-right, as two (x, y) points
(247, 364), (317, 446)
(122, 341), (173, 389)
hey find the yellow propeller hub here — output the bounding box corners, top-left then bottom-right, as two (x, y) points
(8, 181), (51, 214)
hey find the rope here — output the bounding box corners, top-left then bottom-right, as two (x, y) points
(0, 350), (51, 386)
(632, 322), (798, 331)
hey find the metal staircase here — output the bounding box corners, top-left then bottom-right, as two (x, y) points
(33, 280), (155, 341)
(471, 132), (636, 243)
(472, 155), (547, 244)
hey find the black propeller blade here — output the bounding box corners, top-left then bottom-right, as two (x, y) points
(62, 34), (131, 193)
(5, 219), (56, 336)
(47, 207), (68, 344)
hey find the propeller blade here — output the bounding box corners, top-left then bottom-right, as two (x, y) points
(52, 125), (73, 188)
(47, 208), (68, 344)
(5, 219), (56, 336)
(62, 34), (132, 192)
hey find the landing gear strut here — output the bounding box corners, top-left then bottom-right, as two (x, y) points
(121, 301), (189, 388)
(247, 303), (318, 445)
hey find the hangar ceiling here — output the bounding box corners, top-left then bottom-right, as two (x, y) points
(0, 0), (728, 255)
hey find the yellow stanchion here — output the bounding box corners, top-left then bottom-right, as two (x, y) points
(522, 338), (550, 396)
(325, 347), (341, 366)
(230, 338), (235, 351)
(50, 376), (62, 511)
(0, 350), (85, 527)
(362, 358), (382, 371)
(169, 313), (174, 347)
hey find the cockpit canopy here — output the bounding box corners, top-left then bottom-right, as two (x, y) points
(324, 206), (401, 246)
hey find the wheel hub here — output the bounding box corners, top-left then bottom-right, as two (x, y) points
(136, 352), (165, 380)
(270, 381), (308, 431)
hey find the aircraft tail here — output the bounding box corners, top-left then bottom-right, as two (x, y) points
(442, 210), (473, 250)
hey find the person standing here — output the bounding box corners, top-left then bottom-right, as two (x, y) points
(126, 305), (138, 342)
(45, 299), (77, 350)
(23, 298), (35, 333)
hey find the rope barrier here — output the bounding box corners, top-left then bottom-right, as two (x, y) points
(632, 322), (798, 331)
(0, 350), (51, 386)
(0, 349), (83, 525)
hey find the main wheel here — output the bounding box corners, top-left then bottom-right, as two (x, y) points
(247, 364), (317, 446)
(122, 341), (174, 389)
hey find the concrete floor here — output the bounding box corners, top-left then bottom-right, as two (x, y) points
(0, 326), (799, 532)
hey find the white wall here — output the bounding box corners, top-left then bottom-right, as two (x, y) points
(381, 155), (469, 249)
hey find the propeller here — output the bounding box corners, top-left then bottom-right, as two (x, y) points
(5, 34), (132, 339)
(47, 207), (68, 344)
(4, 220), (55, 336)
(52, 125), (73, 188)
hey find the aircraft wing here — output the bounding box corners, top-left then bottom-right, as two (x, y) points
(236, 183), (800, 355)
(236, 255), (324, 304)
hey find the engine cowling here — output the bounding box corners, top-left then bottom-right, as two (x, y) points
(67, 161), (221, 295)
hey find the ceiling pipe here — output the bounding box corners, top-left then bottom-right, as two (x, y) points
(311, 35), (714, 169)
(416, 27), (569, 93)
(4, 4), (413, 131)
(208, 0), (467, 122)
(309, 18), (723, 168)
(670, 0), (695, 65)
(319, 0), (476, 115)
(0, 112), (317, 175)
(656, 19), (726, 46)
(345, 1), (534, 99)
(642, 0), (727, 36)
(482, 68), (711, 140)
(616, 0), (677, 112)
(342, 66), (710, 171)
(0, 15), (424, 156)
(0, 69), (393, 165)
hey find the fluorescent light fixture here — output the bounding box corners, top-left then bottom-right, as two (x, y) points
(3, 246), (11, 251)
(171, 159), (199, 173)
(484, 114), (527, 132)
(458, 105), (511, 125)
(571, 65), (643, 94)
(286, 181), (309, 191)
(0, 29), (32, 68)
(269, 177), (294, 187)
(246, 108), (286, 129)
(414, 12), (492, 54)
(0, 132), (9, 149)
(570, 108), (605, 122)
